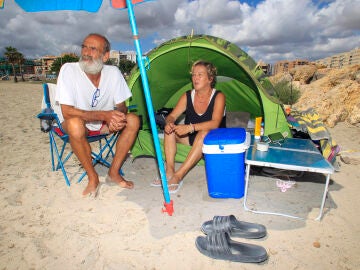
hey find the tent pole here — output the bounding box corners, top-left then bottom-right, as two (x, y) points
(125, 0), (173, 215)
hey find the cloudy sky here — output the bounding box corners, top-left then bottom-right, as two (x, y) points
(1, 0), (359, 64)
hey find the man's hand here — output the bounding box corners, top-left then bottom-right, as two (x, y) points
(107, 110), (127, 132)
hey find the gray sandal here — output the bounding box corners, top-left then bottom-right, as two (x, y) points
(201, 215), (267, 239)
(195, 232), (268, 263)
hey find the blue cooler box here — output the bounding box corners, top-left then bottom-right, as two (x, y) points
(202, 128), (250, 198)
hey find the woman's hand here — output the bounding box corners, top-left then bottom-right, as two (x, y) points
(173, 124), (192, 136)
(164, 122), (175, 135)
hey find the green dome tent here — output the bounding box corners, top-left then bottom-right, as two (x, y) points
(127, 34), (290, 162)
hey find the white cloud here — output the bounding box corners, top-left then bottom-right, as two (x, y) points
(0, 0), (359, 63)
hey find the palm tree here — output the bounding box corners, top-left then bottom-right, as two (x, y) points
(16, 52), (26, 81)
(4, 47), (20, 82)
(4, 47), (26, 83)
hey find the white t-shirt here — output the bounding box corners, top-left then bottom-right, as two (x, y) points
(56, 62), (132, 131)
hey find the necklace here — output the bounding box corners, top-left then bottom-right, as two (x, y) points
(196, 91), (211, 104)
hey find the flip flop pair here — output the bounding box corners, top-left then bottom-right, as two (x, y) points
(195, 215), (268, 263)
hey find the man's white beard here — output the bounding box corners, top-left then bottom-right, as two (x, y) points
(79, 56), (104, 75)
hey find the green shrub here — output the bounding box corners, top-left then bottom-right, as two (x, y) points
(273, 79), (301, 105)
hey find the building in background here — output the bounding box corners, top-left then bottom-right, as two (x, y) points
(256, 60), (272, 75)
(2, 50), (137, 79)
(273, 59), (311, 75)
(9, 47), (357, 80)
(33, 55), (56, 76)
(315, 47), (360, 68)
(109, 50), (136, 65)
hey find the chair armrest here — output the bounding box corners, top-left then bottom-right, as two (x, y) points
(37, 108), (56, 120)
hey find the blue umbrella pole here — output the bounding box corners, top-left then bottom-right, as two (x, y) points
(125, 0), (173, 215)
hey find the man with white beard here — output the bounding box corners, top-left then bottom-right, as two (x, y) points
(56, 33), (140, 197)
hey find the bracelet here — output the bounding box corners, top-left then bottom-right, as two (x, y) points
(189, 123), (195, 134)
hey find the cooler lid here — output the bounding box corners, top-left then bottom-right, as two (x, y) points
(203, 128), (250, 154)
(204, 128), (246, 145)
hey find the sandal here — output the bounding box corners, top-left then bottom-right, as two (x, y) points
(150, 178), (162, 187)
(168, 181), (183, 194)
(201, 215), (266, 239)
(195, 232), (268, 263)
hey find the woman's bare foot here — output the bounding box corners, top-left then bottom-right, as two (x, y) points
(168, 174), (183, 194)
(151, 173), (174, 186)
(167, 175), (182, 193)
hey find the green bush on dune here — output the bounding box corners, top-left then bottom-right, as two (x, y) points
(273, 79), (301, 105)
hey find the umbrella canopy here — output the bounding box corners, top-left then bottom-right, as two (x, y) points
(13, 0), (151, 12)
(3, 0), (173, 215)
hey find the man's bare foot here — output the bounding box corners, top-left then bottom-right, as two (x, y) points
(106, 174), (134, 189)
(82, 181), (100, 197)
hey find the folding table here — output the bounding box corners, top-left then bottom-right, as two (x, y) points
(243, 138), (335, 220)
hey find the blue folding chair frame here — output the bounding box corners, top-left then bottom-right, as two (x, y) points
(37, 83), (121, 186)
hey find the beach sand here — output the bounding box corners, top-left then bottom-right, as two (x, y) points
(0, 81), (359, 270)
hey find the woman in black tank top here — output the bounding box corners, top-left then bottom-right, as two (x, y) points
(151, 60), (226, 194)
(185, 90), (226, 145)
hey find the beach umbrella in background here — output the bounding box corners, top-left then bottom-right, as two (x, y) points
(1, 0), (174, 215)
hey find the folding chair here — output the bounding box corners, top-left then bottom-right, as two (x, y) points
(37, 83), (121, 186)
